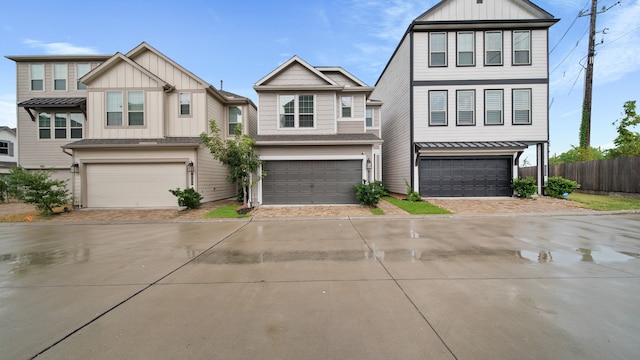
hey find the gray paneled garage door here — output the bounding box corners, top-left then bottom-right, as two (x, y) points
(419, 157), (512, 197)
(262, 160), (362, 204)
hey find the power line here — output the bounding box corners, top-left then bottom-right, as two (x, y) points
(550, 26), (590, 75)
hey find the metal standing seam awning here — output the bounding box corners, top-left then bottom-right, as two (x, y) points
(414, 141), (530, 166)
(18, 97), (87, 121)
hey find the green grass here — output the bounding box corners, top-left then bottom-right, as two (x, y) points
(203, 205), (251, 218)
(370, 207), (385, 215)
(383, 196), (451, 214)
(568, 192), (640, 211)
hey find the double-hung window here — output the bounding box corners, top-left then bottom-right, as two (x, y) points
(30, 64), (44, 91)
(228, 106), (242, 135)
(457, 32), (474, 66)
(54, 113), (67, 139)
(429, 90), (447, 126)
(54, 64), (67, 90)
(106, 91), (144, 126)
(38, 113), (51, 139)
(513, 30), (531, 65)
(366, 108), (373, 127)
(341, 96), (352, 117)
(429, 32), (447, 67)
(77, 64), (90, 90)
(279, 95), (315, 128)
(484, 90), (503, 125)
(106, 91), (123, 126)
(513, 89), (532, 124)
(179, 93), (191, 115)
(457, 90), (475, 126)
(70, 113), (83, 138)
(0, 141), (10, 156)
(485, 31), (503, 65)
(127, 91), (144, 126)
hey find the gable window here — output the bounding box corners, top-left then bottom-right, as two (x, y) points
(484, 90), (503, 125)
(279, 95), (315, 128)
(429, 90), (447, 126)
(457, 90), (475, 126)
(30, 64), (44, 91)
(513, 30), (531, 65)
(54, 64), (67, 91)
(429, 32), (447, 67)
(513, 89), (532, 124)
(228, 106), (242, 135)
(38, 112), (51, 139)
(485, 31), (503, 65)
(77, 63), (90, 90)
(70, 113), (83, 138)
(54, 113), (67, 139)
(127, 91), (144, 126)
(106, 91), (123, 126)
(366, 108), (373, 127)
(341, 96), (352, 117)
(457, 32), (475, 66)
(179, 93), (191, 115)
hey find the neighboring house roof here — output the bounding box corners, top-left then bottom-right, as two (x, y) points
(18, 97), (87, 121)
(415, 141), (529, 151)
(0, 126), (16, 136)
(254, 134), (383, 146)
(62, 137), (201, 149)
(4, 55), (111, 62)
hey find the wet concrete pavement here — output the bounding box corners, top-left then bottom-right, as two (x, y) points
(1, 214), (639, 359)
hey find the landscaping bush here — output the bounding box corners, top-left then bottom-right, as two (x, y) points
(6, 166), (69, 214)
(545, 176), (580, 199)
(404, 179), (422, 202)
(0, 176), (6, 203)
(512, 177), (537, 199)
(169, 187), (203, 209)
(354, 180), (388, 207)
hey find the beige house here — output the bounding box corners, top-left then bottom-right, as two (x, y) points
(8, 43), (255, 208)
(372, 0), (557, 197)
(0, 126), (17, 174)
(252, 56), (383, 205)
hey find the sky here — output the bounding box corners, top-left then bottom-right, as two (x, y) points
(1, 0), (639, 164)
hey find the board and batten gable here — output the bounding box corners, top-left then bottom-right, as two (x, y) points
(416, 0), (552, 21)
(261, 62), (329, 86)
(371, 36), (412, 194)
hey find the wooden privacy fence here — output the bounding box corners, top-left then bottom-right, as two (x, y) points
(520, 156), (640, 194)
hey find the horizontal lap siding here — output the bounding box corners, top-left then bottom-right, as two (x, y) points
(257, 93), (335, 135)
(264, 63), (328, 86)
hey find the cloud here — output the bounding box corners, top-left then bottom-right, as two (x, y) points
(23, 39), (99, 55)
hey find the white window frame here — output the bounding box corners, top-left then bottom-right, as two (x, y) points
(38, 112), (51, 139)
(513, 30), (531, 65)
(484, 90), (504, 125)
(278, 94), (315, 129)
(456, 90), (475, 126)
(106, 91), (123, 126)
(0, 141), (11, 156)
(513, 89), (532, 125)
(127, 91), (144, 126)
(485, 31), (503, 66)
(457, 31), (475, 66)
(366, 107), (373, 127)
(76, 63), (90, 90)
(228, 106), (242, 135)
(179, 92), (191, 116)
(70, 113), (84, 138)
(429, 32), (447, 67)
(341, 96), (352, 118)
(30, 64), (44, 91)
(429, 90), (448, 126)
(54, 64), (67, 91)
(54, 113), (67, 139)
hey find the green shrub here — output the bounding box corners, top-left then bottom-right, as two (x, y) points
(404, 179), (422, 202)
(512, 177), (537, 198)
(545, 177), (580, 199)
(0, 176), (6, 203)
(6, 166), (69, 214)
(354, 180), (388, 207)
(169, 187), (203, 209)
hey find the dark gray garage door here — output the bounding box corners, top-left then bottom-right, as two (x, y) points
(419, 157), (512, 197)
(262, 160), (362, 204)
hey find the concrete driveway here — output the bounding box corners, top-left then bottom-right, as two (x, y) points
(1, 214), (639, 359)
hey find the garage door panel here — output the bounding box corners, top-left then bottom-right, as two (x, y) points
(419, 157), (512, 197)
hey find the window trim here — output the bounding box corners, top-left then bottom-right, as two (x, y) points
(512, 30), (532, 66)
(70, 113), (84, 139)
(36, 111), (84, 139)
(456, 90), (476, 126)
(366, 107), (373, 127)
(38, 112), (51, 139)
(456, 31), (475, 67)
(53, 63), (67, 91)
(512, 88), (532, 125)
(341, 96), (352, 118)
(484, 31), (503, 66)
(179, 92), (191, 117)
(0, 141), (11, 156)
(127, 91), (144, 126)
(54, 113), (67, 139)
(106, 91), (146, 127)
(278, 94), (316, 129)
(429, 90), (448, 126)
(30, 64), (44, 91)
(228, 106), (242, 136)
(429, 32), (448, 67)
(76, 63), (90, 90)
(484, 89), (504, 125)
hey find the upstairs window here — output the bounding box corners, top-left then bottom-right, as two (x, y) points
(179, 93), (191, 115)
(70, 113), (83, 138)
(513, 30), (531, 65)
(127, 91), (144, 126)
(484, 90), (503, 125)
(76, 63), (90, 90)
(485, 31), (503, 65)
(280, 95), (295, 128)
(106, 91), (123, 126)
(298, 95), (314, 127)
(0, 141), (12, 156)
(228, 106), (242, 135)
(279, 95), (315, 128)
(366, 108), (373, 127)
(54, 113), (67, 139)
(513, 89), (532, 124)
(429, 32), (447, 67)
(30, 64), (44, 91)
(457, 32), (475, 66)
(54, 64), (67, 90)
(38, 112), (51, 139)
(456, 90), (475, 126)
(341, 96), (352, 117)
(429, 90), (447, 126)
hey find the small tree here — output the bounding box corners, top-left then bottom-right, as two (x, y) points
(7, 166), (69, 214)
(200, 120), (262, 208)
(607, 100), (640, 158)
(0, 175), (7, 203)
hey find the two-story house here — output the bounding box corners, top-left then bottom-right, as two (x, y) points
(252, 56), (383, 205)
(8, 42), (256, 208)
(372, 0), (557, 197)
(0, 126), (17, 174)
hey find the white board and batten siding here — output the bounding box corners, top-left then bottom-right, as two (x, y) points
(417, 0), (550, 22)
(370, 37), (412, 194)
(263, 62), (328, 86)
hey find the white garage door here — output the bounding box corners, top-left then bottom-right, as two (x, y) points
(86, 163), (186, 208)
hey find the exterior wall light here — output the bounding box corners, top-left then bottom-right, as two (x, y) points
(70, 162), (79, 173)
(187, 161), (195, 173)
(366, 158), (372, 170)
